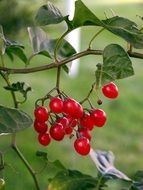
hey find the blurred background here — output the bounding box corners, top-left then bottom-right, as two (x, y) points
(0, 0), (143, 189)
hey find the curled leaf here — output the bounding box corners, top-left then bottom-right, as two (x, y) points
(0, 105), (33, 135)
(89, 148), (131, 181)
(28, 27), (76, 60)
(35, 2), (65, 26)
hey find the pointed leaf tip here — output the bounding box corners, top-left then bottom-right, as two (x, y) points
(95, 44), (134, 85)
(35, 2), (65, 26)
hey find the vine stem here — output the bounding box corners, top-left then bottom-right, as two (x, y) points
(0, 55), (5, 67)
(0, 49), (143, 74)
(11, 134), (40, 190)
(96, 174), (104, 190)
(88, 28), (105, 49)
(0, 49), (103, 74)
(0, 152), (4, 178)
(0, 60), (41, 189)
(54, 30), (70, 62)
(0, 71), (18, 108)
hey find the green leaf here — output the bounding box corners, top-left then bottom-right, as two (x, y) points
(4, 82), (32, 100)
(95, 44), (134, 85)
(36, 151), (66, 171)
(5, 47), (27, 63)
(0, 105), (33, 135)
(103, 16), (143, 49)
(5, 39), (27, 63)
(133, 171), (143, 183)
(36, 151), (48, 160)
(35, 2), (65, 26)
(48, 169), (97, 190)
(66, 0), (103, 30)
(129, 171), (143, 190)
(28, 27), (76, 60)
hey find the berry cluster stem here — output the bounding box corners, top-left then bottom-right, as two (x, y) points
(80, 82), (96, 105)
(56, 66), (61, 95)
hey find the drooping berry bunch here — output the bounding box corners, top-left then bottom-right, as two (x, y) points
(33, 82), (119, 156)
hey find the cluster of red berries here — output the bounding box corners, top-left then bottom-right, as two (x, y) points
(33, 82), (118, 156)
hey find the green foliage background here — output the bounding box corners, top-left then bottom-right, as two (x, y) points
(0, 0), (143, 189)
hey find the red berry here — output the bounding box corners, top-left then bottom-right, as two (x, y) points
(66, 116), (78, 128)
(64, 126), (73, 135)
(56, 117), (73, 134)
(57, 117), (69, 128)
(102, 82), (118, 99)
(49, 123), (65, 141)
(63, 98), (83, 119)
(90, 109), (106, 127)
(34, 106), (49, 122)
(74, 137), (90, 156)
(49, 97), (63, 113)
(78, 128), (91, 141)
(38, 133), (51, 146)
(80, 113), (94, 130)
(34, 120), (48, 133)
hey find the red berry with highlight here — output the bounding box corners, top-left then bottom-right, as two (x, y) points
(66, 116), (78, 128)
(34, 106), (49, 122)
(80, 113), (94, 130)
(90, 109), (106, 127)
(34, 120), (48, 133)
(63, 98), (83, 119)
(102, 82), (119, 99)
(38, 133), (51, 146)
(64, 126), (73, 135)
(74, 137), (90, 156)
(49, 97), (63, 113)
(57, 117), (69, 128)
(78, 128), (91, 141)
(49, 123), (65, 141)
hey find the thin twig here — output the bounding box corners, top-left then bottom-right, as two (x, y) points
(88, 28), (105, 49)
(0, 71), (18, 108)
(80, 82), (96, 104)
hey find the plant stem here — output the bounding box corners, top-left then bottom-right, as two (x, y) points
(80, 82), (96, 104)
(56, 66), (61, 95)
(0, 49), (103, 74)
(0, 152), (4, 179)
(0, 71), (18, 108)
(0, 49), (142, 74)
(0, 55), (5, 67)
(54, 30), (70, 62)
(11, 135), (40, 190)
(96, 174), (104, 190)
(88, 28), (105, 49)
(0, 71), (40, 189)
